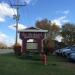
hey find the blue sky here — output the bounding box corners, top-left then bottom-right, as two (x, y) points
(0, 0), (75, 46)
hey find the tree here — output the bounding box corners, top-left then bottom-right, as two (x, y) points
(35, 19), (60, 39)
(35, 19), (60, 53)
(0, 42), (7, 49)
(50, 23), (60, 39)
(61, 23), (75, 46)
(36, 18), (51, 30)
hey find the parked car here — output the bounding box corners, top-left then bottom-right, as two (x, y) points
(55, 46), (75, 56)
(55, 49), (62, 55)
(55, 49), (59, 55)
(60, 47), (71, 56)
(55, 47), (71, 56)
(63, 46), (75, 57)
(68, 52), (75, 61)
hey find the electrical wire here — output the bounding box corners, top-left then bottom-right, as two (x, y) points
(0, 0), (16, 16)
(8, 0), (17, 16)
(2, 0), (30, 25)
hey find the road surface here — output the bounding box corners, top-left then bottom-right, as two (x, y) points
(0, 49), (14, 54)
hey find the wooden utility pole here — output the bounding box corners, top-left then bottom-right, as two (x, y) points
(11, 0), (27, 44)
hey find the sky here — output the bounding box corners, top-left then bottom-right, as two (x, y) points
(0, 0), (75, 46)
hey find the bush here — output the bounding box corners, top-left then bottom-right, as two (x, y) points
(43, 38), (55, 54)
(13, 43), (21, 56)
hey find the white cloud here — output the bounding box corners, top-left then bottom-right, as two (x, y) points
(51, 16), (69, 27)
(0, 32), (14, 47)
(0, 17), (5, 22)
(51, 20), (61, 27)
(55, 35), (63, 42)
(18, 38), (22, 45)
(6, 37), (22, 47)
(0, 32), (13, 46)
(6, 38), (15, 47)
(8, 23), (26, 46)
(63, 10), (70, 15)
(0, 31), (22, 47)
(56, 10), (70, 15)
(0, 32), (8, 43)
(24, 0), (38, 5)
(53, 10), (70, 27)
(35, 17), (44, 22)
(0, 2), (16, 22)
(24, 0), (32, 4)
(9, 23), (27, 30)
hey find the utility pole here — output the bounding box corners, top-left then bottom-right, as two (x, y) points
(15, 0), (19, 45)
(11, 0), (27, 44)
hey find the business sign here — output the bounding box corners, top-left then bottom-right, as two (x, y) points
(21, 32), (43, 39)
(26, 42), (38, 50)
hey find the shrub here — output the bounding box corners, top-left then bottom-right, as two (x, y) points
(43, 38), (55, 54)
(13, 43), (21, 56)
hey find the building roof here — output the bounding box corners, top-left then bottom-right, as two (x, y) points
(18, 27), (48, 32)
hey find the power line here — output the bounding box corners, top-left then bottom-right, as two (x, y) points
(8, 0), (16, 15)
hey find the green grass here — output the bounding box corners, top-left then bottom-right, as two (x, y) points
(0, 53), (75, 75)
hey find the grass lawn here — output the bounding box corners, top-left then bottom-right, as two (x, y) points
(0, 53), (75, 75)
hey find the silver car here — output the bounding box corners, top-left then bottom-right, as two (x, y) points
(64, 46), (75, 57)
(68, 52), (75, 61)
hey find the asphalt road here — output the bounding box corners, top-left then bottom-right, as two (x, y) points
(0, 49), (14, 54)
